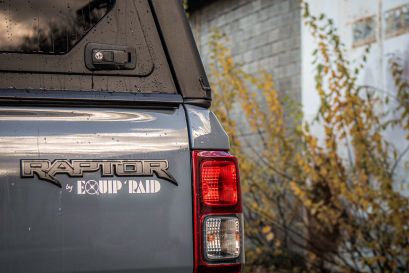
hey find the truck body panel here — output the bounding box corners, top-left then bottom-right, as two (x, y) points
(0, 105), (193, 273)
(184, 105), (229, 150)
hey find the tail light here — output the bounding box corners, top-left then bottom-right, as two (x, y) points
(193, 151), (244, 273)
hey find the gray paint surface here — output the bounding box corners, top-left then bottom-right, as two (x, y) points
(184, 105), (230, 150)
(0, 106), (193, 273)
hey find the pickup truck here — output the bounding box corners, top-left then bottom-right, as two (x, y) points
(0, 0), (244, 272)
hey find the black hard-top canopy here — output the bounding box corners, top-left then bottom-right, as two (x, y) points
(0, 0), (211, 108)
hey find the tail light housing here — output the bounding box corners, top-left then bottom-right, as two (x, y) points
(193, 151), (244, 273)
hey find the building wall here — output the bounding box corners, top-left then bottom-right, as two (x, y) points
(302, 0), (409, 192)
(189, 0), (408, 186)
(189, 0), (302, 119)
(302, 0), (409, 122)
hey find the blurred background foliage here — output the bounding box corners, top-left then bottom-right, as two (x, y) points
(207, 2), (409, 272)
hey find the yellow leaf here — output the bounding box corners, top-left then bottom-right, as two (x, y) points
(266, 232), (274, 241)
(261, 226), (271, 234)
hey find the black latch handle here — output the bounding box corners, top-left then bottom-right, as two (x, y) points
(85, 43), (136, 71)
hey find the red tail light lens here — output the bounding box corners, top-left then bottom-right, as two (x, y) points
(201, 160), (238, 206)
(192, 151), (243, 273)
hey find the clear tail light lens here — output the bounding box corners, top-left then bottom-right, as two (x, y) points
(204, 216), (240, 261)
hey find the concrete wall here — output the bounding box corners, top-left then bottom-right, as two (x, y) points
(189, 0), (302, 119)
(188, 0), (304, 256)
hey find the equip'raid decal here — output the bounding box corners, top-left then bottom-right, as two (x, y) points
(20, 159), (177, 195)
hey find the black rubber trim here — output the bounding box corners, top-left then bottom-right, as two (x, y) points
(186, 0), (217, 12)
(0, 89), (183, 108)
(149, 0), (212, 105)
(183, 98), (211, 108)
(147, 0), (182, 97)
